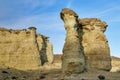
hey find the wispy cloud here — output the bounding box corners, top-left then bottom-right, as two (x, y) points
(76, 6), (120, 23)
(87, 6), (120, 17)
(0, 11), (65, 54)
(0, 0), (57, 20)
(16, 0), (57, 9)
(66, 0), (73, 8)
(0, 12), (64, 31)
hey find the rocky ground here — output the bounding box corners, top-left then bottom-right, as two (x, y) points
(0, 55), (120, 80)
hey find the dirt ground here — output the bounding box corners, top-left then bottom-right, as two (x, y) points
(0, 67), (120, 80)
(0, 55), (120, 80)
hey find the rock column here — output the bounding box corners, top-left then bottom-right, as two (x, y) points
(60, 8), (85, 76)
(79, 18), (111, 71)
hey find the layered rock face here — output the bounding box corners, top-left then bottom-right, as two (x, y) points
(0, 27), (53, 70)
(60, 8), (85, 76)
(60, 8), (111, 73)
(37, 35), (53, 65)
(79, 18), (111, 71)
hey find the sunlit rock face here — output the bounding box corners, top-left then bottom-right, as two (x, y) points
(60, 8), (85, 76)
(0, 27), (54, 70)
(45, 39), (54, 64)
(37, 35), (54, 65)
(60, 8), (112, 74)
(78, 18), (112, 71)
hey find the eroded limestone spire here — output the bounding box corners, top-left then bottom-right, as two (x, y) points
(60, 8), (85, 76)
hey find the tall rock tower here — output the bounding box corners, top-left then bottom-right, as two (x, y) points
(60, 8), (85, 76)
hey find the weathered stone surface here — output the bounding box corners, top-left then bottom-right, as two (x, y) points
(37, 34), (48, 65)
(37, 35), (54, 65)
(0, 27), (54, 70)
(0, 27), (40, 70)
(78, 18), (112, 71)
(45, 39), (54, 64)
(60, 8), (111, 73)
(60, 8), (85, 76)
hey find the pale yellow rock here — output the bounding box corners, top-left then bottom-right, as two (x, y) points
(78, 18), (112, 71)
(0, 27), (41, 70)
(0, 27), (54, 70)
(60, 8), (111, 72)
(111, 57), (120, 72)
(37, 35), (54, 64)
(60, 8), (85, 76)
(46, 39), (54, 64)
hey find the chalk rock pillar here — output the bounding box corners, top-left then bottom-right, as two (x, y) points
(37, 35), (54, 65)
(79, 18), (112, 71)
(45, 38), (54, 64)
(60, 8), (85, 76)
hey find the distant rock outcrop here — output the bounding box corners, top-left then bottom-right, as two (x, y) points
(60, 8), (85, 76)
(111, 56), (120, 72)
(0, 27), (53, 70)
(60, 8), (111, 74)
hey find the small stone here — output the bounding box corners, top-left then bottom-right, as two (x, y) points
(2, 70), (8, 74)
(11, 76), (17, 80)
(39, 74), (46, 79)
(98, 75), (105, 80)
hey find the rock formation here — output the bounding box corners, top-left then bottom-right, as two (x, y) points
(0, 27), (53, 70)
(60, 8), (111, 73)
(60, 8), (85, 76)
(79, 18), (111, 71)
(37, 35), (53, 65)
(46, 39), (54, 64)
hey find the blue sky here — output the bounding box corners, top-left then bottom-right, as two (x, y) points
(0, 0), (120, 57)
